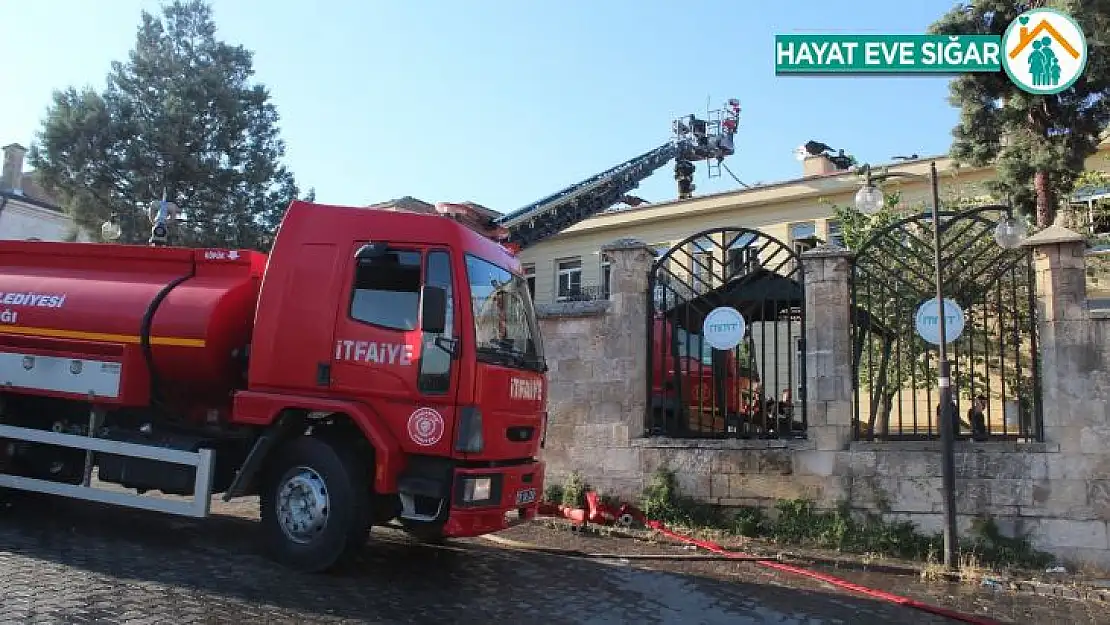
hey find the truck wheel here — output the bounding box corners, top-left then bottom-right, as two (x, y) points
(259, 436), (371, 573)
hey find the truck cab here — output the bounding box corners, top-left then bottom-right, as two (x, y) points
(238, 201), (546, 565)
(0, 199), (547, 574)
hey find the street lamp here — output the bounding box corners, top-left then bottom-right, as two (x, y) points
(994, 213), (1029, 250)
(854, 184), (885, 214)
(853, 160), (1027, 571)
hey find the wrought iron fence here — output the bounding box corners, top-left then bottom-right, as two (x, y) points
(849, 206), (1041, 441)
(645, 227), (807, 440)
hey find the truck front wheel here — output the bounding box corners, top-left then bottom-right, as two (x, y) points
(259, 436), (371, 572)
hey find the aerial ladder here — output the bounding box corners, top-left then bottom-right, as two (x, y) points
(438, 99), (742, 253)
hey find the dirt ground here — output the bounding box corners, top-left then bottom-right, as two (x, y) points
(493, 521), (1110, 625)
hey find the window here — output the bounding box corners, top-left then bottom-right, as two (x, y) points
(466, 255), (545, 372)
(689, 237), (713, 287)
(790, 222), (818, 258)
(556, 258), (582, 301)
(523, 264), (536, 301)
(600, 253), (612, 299)
(727, 232), (758, 276)
(418, 250), (454, 394)
(350, 248), (422, 330)
(826, 219), (843, 247)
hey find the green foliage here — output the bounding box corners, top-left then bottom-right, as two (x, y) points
(29, 0), (312, 250)
(543, 483), (564, 505)
(561, 471), (590, 509)
(636, 476), (1054, 569)
(967, 516), (1055, 569)
(731, 506), (767, 537)
(928, 1), (1110, 227)
(765, 499), (942, 560)
(639, 467), (723, 528)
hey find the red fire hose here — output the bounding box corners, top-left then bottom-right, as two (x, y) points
(538, 492), (1004, 625)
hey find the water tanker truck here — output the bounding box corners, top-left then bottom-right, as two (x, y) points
(0, 200), (548, 572)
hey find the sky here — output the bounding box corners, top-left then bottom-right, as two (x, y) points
(0, 0), (967, 214)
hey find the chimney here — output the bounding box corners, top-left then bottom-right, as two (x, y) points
(802, 154), (839, 177)
(1, 143), (27, 194)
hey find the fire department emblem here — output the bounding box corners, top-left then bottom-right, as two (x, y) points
(407, 407), (445, 446)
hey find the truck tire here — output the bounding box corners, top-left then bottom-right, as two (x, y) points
(258, 436), (371, 572)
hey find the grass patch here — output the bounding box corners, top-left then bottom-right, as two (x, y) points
(635, 466), (1055, 572)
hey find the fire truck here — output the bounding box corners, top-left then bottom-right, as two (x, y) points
(0, 101), (741, 572)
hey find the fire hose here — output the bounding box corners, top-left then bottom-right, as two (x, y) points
(536, 491), (1004, 625)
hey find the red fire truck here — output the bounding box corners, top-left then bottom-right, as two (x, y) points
(649, 315), (757, 434)
(0, 200), (548, 572)
(0, 100), (742, 571)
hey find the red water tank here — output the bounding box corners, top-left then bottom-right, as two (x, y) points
(0, 241), (266, 408)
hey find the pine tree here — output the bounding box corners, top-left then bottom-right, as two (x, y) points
(929, 1), (1110, 227)
(29, 0), (313, 249)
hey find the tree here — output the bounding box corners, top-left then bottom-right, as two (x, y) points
(29, 0), (313, 250)
(929, 1), (1110, 228)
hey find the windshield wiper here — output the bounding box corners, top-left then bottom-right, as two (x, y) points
(476, 345), (524, 368)
(476, 344), (542, 371)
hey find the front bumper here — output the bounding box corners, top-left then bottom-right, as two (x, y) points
(441, 460), (545, 538)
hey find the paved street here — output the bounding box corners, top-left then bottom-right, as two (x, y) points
(0, 494), (961, 625)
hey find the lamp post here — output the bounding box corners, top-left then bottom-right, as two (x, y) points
(854, 161), (1027, 570)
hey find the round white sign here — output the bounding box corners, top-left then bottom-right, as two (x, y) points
(915, 298), (965, 346)
(702, 307), (747, 350)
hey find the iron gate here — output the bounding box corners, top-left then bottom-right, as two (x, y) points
(645, 227), (807, 439)
(849, 205), (1041, 441)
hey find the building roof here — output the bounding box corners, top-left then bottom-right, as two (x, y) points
(364, 195), (503, 219)
(0, 172), (63, 213)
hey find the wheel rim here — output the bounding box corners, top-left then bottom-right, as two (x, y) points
(276, 466), (330, 544)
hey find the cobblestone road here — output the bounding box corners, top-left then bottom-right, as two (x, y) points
(0, 494), (959, 624)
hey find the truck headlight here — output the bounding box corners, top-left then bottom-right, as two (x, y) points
(462, 477), (493, 503)
(455, 406), (483, 453)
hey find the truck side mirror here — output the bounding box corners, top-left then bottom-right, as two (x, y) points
(421, 285), (448, 334)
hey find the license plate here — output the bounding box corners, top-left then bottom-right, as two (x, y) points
(515, 488), (537, 506)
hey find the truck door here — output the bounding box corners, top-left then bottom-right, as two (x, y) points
(329, 243), (461, 455)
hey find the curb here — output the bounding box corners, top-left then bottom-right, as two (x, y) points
(529, 517), (1110, 604)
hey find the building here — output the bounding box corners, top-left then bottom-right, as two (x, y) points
(517, 139), (1110, 305)
(0, 143), (89, 242)
(364, 196), (503, 239)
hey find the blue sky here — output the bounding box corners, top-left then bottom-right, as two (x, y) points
(0, 0), (964, 214)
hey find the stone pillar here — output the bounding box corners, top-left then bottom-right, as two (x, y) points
(801, 245), (855, 451)
(600, 238), (655, 437)
(1022, 225), (1099, 450)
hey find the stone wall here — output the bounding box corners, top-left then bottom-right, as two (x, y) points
(538, 230), (1110, 569)
(537, 240), (651, 497)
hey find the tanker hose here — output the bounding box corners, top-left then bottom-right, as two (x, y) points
(140, 269), (195, 410)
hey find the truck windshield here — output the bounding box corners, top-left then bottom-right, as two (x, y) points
(674, 327), (713, 365)
(465, 254), (545, 373)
